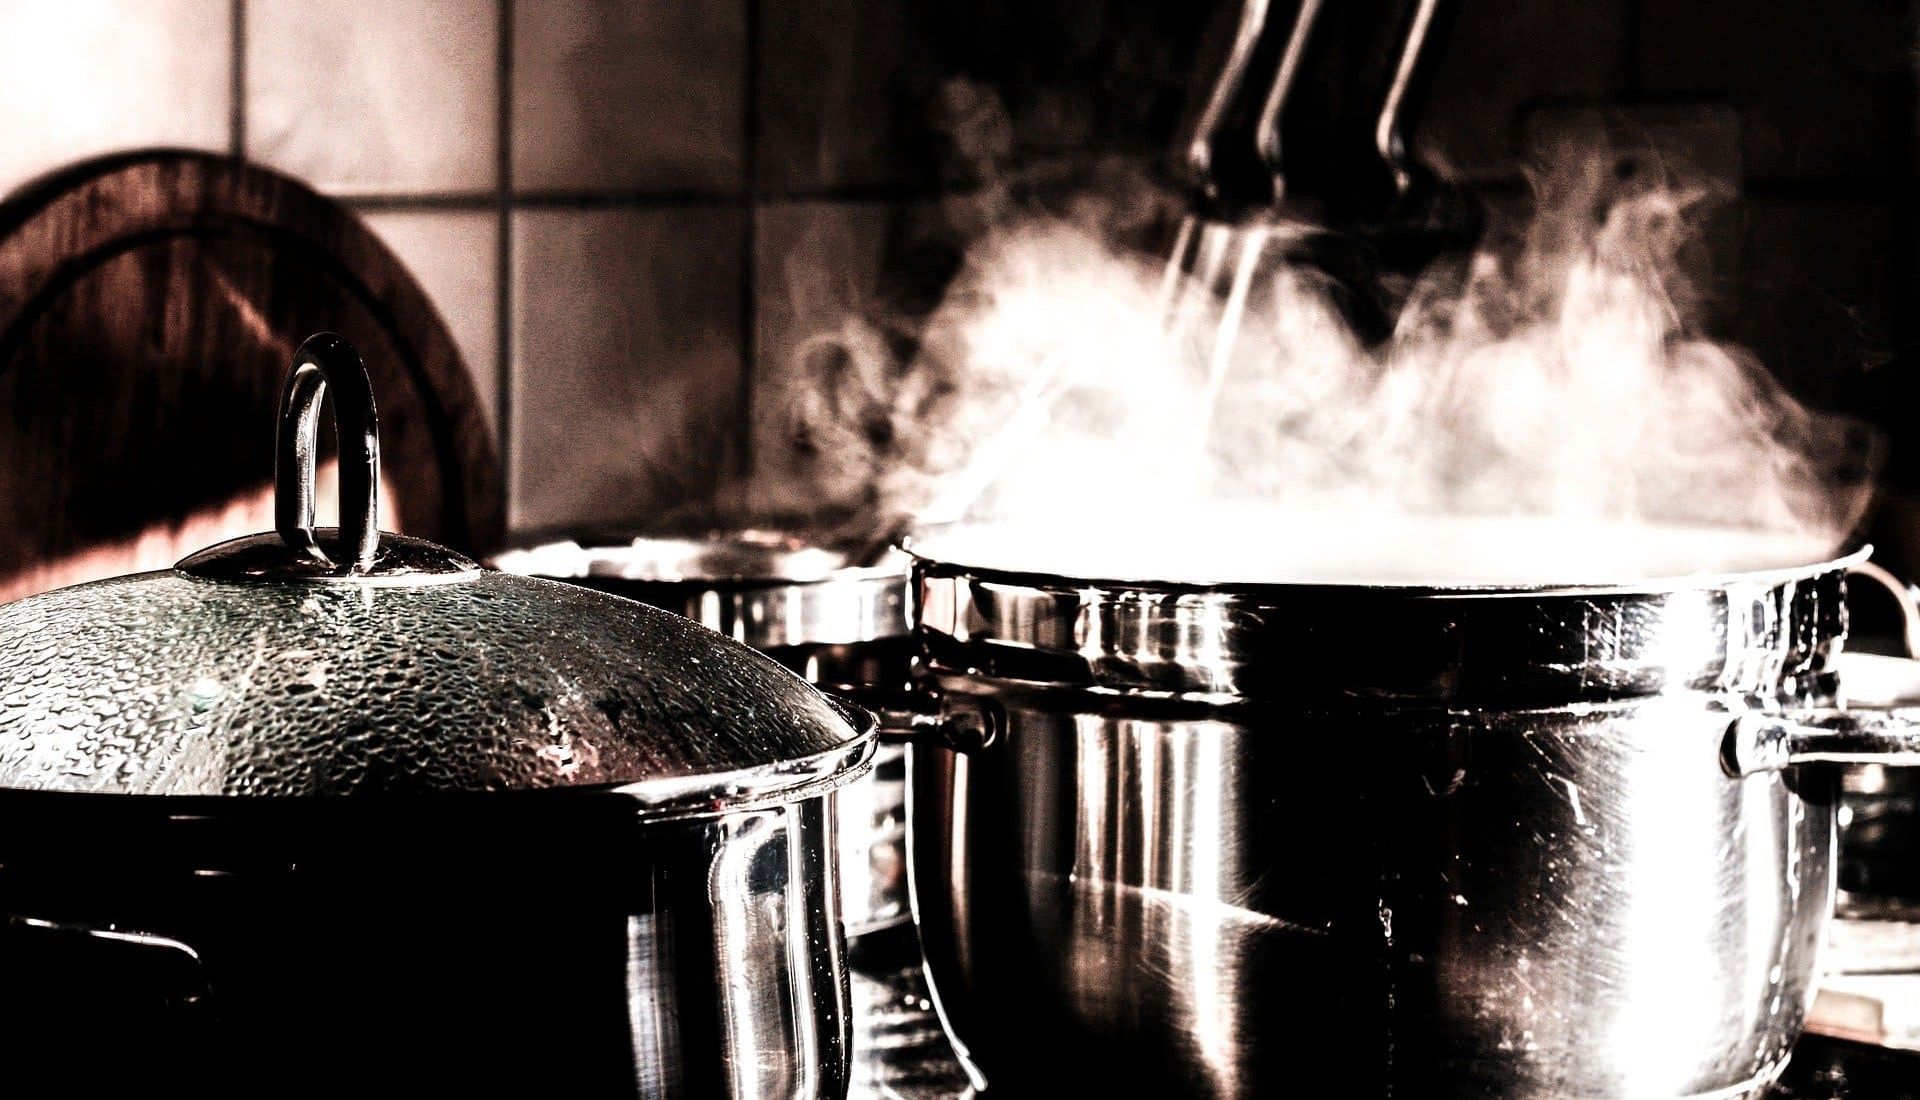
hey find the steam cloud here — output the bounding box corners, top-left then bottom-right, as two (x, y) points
(778, 127), (1877, 584)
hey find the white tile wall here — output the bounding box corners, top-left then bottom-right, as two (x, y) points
(511, 0), (746, 193)
(508, 206), (744, 532)
(752, 199), (891, 510)
(247, 0), (499, 194)
(0, 0), (884, 539)
(0, 0), (230, 196)
(360, 208), (502, 438)
(756, 0), (923, 192)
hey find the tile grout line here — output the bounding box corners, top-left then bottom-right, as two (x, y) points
(1620, 0), (1643, 97)
(736, 0), (762, 492)
(1888, 9), (1919, 487)
(230, 0), (247, 158)
(496, 0), (515, 536)
(333, 181), (959, 209)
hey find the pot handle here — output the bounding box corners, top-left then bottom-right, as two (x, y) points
(1724, 710), (1920, 776)
(0, 914), (218, 1082)
(1722, 561), (1920, 777)
(828, 687), (1003, 754)
(276, 331), (381, 573)
(1, 913), (213, 1008)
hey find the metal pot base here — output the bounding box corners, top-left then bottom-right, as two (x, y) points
(909, 689), (1831, 1100)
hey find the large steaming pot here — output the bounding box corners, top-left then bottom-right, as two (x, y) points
(899, 542), (1920, 1099)
(490, 532), (914, 936)
(0, 335), (870, 1099)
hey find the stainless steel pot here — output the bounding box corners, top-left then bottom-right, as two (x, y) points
(896, 541), (1920, 1099)
(0, 334), (870, 1099)
(491, 532), (914, 935)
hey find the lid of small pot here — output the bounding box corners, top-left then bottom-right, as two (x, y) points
(492, 527), (909, 587)
(489, 528), (912, 649)
(0, 334), (870, 806)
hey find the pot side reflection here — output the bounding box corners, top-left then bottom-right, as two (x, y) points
(0, 794), (850, 1099)
(906, 558), (1852, 1099)
(913, 693), (1832, 1098)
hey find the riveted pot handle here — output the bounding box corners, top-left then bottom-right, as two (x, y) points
(1725, 710), (1920, 776)
(277, 332), (380, 573)
(1723, 562), (1920, 776)
(829, 687), (1003, 754)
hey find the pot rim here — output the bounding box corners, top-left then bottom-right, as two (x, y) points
(0, 689), (879, 815)
(903, 533), (1869, 600)
(906, 544), (1861, 707)
(491, 531), (910, 590)
(596, 697), (879, 819)
(490, 533), (914, 650)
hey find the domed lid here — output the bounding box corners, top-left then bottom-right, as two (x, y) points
(0, 334), (870, 806)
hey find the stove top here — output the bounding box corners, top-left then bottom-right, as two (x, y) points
(845, 930), (1920, 1100)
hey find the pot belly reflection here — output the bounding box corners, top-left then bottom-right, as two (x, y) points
(908, 698), (1832, 1099)
(1051, 719), (1272, 1095)
(915, 712), (1323, 1099)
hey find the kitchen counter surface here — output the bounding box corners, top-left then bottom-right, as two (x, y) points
(846, 928), (1920, 1099)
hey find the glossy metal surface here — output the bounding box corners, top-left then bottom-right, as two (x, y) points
(0, 334), (871, 803)
(842, 926), (1920, 1099)
(182, 331), (475, 584)
(1177, 0), (1457, 218)
(0, 791), (852, 1098)
(1824, 574), (1920, 917)
(0, 333), (867, 1096)
(1731, 709), (1920, 777)
(273, 332), (380, 572)
(491, 534), (910, 657)
(493, 534), (915, 935)
(902, 550), (1897, 1099)
(909, 550), (1863, 705)
(0, 563), (871, 801)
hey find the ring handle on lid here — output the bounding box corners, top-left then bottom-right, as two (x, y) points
(276, 332), (380, 573)
(174, 332), (477, 585)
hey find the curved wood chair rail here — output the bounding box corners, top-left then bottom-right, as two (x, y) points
(0, 150), (503, 598)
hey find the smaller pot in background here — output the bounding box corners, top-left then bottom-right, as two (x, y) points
(492, 531), (914, 937)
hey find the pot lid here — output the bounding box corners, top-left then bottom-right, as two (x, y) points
(0, 334), (870, 805)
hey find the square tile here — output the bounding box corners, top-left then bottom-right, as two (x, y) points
(1094, 2), (1229, 163)
(755, 0), (953, 193)
(750, 200), (894, 514)
(1737, 199), (1897, 402)
(757, 1), (1143, 194)
(1518, 101), (1746, 308)
(1638, 0), (1909, 182)
(747, 199), (962, 519)
(247, 0), (499, 195)
(360, 208), (501, 439)
(512, 0), (745, 194)
(1519, 102), (1745, 189)
(1415, 0), (1631, 183)
(509, 206), (745, 532)
(0, 0), (230, 196)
